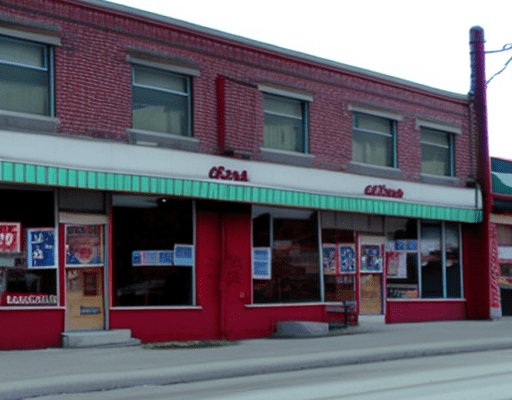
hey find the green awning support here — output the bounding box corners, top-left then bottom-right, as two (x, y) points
(1, 161), (482, 223)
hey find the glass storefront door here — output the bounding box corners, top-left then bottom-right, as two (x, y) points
(359, 236), (385, 315)
(64, 223), (106, 331)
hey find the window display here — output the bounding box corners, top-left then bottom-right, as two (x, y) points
(0, 189), (57, 306)
(252, 206), (320, 303)
(321, 230), (356, 302)
(112, 195), (194, 307)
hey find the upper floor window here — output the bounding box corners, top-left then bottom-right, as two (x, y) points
(263, 94), (307, 153)
(352, 112), (396, 168)
(421, 127), (454, 176)
(132, 65), (191, 136)
(0, 35), (53, 116)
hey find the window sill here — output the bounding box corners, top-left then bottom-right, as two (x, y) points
(245, 302), (324, 308)
(259, 147), (316, 167)
(420, 174), (460, 186)
(0, 109), (59, 135)
(126, 128), (199, 152)
(110, 305), (202, 310)
(347, 162), (403, 179)
(387, 298), (465, 302)
(0, 306), (65, 311)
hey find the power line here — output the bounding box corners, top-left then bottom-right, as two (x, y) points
(485, 43), (512, 85)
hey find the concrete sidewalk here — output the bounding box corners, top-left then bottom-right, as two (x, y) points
(2, 317), (512, 399)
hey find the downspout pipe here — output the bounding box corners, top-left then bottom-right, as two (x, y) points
(470, 26), (492, 318)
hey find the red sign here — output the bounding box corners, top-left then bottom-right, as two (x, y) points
(1, 292), (58, 306)
(209, 166), (249, 182)
(0, 223), (21, 253)
(364, 185), (404, 199)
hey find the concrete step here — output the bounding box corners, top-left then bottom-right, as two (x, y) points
(62, 329), (141, 348)
(274, 321), (329, 338)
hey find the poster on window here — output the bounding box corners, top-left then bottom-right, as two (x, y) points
(322, 244), (337, 275)
(174, 244), (194, 266)
(132, 250), (174, 266)
(361, 245), (382, 272)
(66, 225), (103, 266)
(0, 222), (21, 253)
(386, 252), (407, 278)
(394, 240), (418, 252)
(338, 243), (356, 273)
(406, 240), (418, 252)
(253, 247), (271, 280)
(27, 228), (56, 268)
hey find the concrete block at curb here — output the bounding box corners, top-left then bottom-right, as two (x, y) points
(275, 321), (329, 337)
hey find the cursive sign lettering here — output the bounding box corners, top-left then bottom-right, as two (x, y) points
(209, 166), (249, 182)
(364, 184), (404, 199)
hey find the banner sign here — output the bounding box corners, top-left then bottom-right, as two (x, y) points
(0, 222), (21, 253)
(66, 225), (103, 266)
(253, 247), (271, 280)
(27, 228), (56, 268)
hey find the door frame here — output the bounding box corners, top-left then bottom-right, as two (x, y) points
(358, 235), (386, 315)
(59, 212), (109, 331)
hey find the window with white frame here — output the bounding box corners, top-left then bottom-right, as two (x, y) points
(421, 127), (454, 176)
(263, 94), (307, 153)
(0, 35), (53, 116)
(132, 65), (191, 136)
(352, 112), (396, 167)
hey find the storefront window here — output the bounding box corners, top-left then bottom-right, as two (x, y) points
(252, 206), (320, 304)
(420, 222), (443, 298)
(112, 196), (194, 307)
(386, 219), (462, 299)
(420, 221), (462, 299)
(0, 189), (57, 307)
(385, 218), (419, 299)
(445, 223), (461, 298)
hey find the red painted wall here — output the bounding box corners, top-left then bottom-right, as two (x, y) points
(0, 309), (64, 349)
(386, 300), (466, 323)
(463, 224), (491, 319)
(109, 202), (334, 342)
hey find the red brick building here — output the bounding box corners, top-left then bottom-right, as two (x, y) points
(0, 0), (488, 349)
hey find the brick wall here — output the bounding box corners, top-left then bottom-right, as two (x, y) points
(0, 0), (475, 184)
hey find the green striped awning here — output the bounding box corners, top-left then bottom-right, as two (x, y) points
(0, 161), (482, 223)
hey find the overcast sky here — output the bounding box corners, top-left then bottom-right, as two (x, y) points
(109, 0), (512, 159)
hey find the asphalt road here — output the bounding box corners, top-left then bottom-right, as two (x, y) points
(34, 348), (512, 400)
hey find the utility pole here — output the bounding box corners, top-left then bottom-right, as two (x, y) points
(468, 26), (492, 319)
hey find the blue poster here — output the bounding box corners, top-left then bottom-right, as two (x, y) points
(174, 244), (194, 266)
(132, 250), (174, 266)
(253, 247), (271, 280)
(27, 228), (56, 268)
